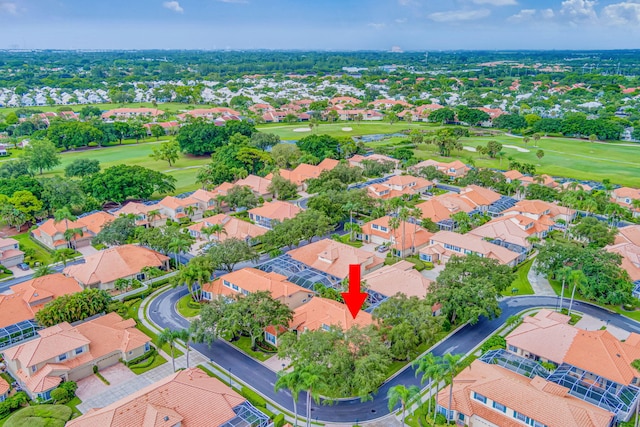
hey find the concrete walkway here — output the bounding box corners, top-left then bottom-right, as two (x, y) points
(527, 258), (556, 296)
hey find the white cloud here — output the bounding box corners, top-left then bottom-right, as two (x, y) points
(395, 18), (408, 24)
(162, 1), (183, 13)
(471, 0), (517, 6)
(428, 9), (490, 22)
(601, 1), (640, 25)
(560, 0), (597, 21)
(0, 2), (18, 15)
(508, 9), (536, 21)
(541, 8), (555, 19)
(368, 22), (386, 29)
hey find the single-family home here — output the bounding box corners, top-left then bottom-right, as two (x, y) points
(187, 214), (266, 243)
(502, 199), (576, 228)
(248, 201), (302, 229)
(201, 268), (313, 309)
(367, 175), (433, 200)
(348, 154), (400, 169)
(157, 195), (203, 221)
(2, 312), (150, 401)
(31, 211), (114, 251)
(410, 159), (471, 179)
(362, 260), (435, 306)
(287, 239), (384, 280)
(112, 202), (166, 228)
(267, 158), (340, 190)
(0, 237), (24, 268)
(333, 109), (383, 121)
(418, 230), (524, 267)
(437, 359), (615, 427)
(66, 368), (271, 427)
(142, 121), (179, 135)
(415, 194), (474, 229)
(359, 216), (433, 257)
(605, 225), (640, 284)
(235, 174), (273, 199)
(467, 216), (539, 254)
(612, 187), (640, 218)
(370, 99), (412, 109)
(101, 107), (164, 120)
(0, 377), (8, 402)
(63, 245), (169, 290)
(329, 96), (362, 106)
(177, 107), (242, 121)
(0, 274), (83, 349)
(289, 297), (373, 335)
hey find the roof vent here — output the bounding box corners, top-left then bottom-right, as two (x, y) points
(164, 416), (170, 421)
(617, 354), (621, 358)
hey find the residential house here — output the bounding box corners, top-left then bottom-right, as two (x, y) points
(418, 230), (524, 267)
(437, 359), (615, 427)
(235, 174), (273, 199)
(31, 211), (114, 251)
(2, 312), (150, 401)
(187, 213), (266, 243)
(262, 110), (310, 123)
(289, 297), (373, 335)
(177, 107), (241, 121)
(502, 309), (640, 421)
(267, 158), (340, 190)
(503, 169), (525, 183)
(63, 245), (169, 290)
(605, 225), (640, 285)
(455, 185), (503, 212)
(334, 109), (384, 121)
(158, 195), (203, 221)
(415, 195), (474, 229)
(348, 154), (400, 169)
(101, 108), (164, 120)
(410, 159), (470, 179)
(142, 121), (179, 135)
(502, 199), (577, 229)
(190, 188), (224, 213)
(612, 187), (640, 218)
(248, 103), (275, 114)
(66, 368), (271, 427)
(201, 268), (313, 310)
(248, 201), (302, 229)
(287, 239), (384, 280)
(112, 202), (166, 228)
(0, 237), (24, 268)
(359, 216), (433, 257)
(0, 274), (82, 349)
(0, 377), (8, 402)
(367, 175), (433, 200)
(468, 216), (539, 255)
(370, 99), (412, 109)
(329, 96), (362, 106)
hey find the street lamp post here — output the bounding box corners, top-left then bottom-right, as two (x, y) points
(228, 367), (232, 386)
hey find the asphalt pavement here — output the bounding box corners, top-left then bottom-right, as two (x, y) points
(0, 258), (84, 292)
(147, 289), (640, 423)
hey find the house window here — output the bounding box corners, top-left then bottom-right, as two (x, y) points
(241, 289), (249, 296)
(176, 208), (183, 213)
(202, 291), (212, 300)
(458, 413), (465, 421)
(231, 284), (239, 291)
(144, 342), (151, 352)
(136, 273), (145, 281)
(321, 324), (330, 332)
(265, 332), (277, 345)
(75, 347), (84, 355)
(514, 411), (527, 422)
(473, 392), (486, 403)
(223, 280), (232, 288)
(508, 345), (518, 353)
(31, 365), (37, 373)
(379, 226), (388, 232)
(420, 254), (432, 262)
(463, 249), (472, 255)
(58, 353), (67, 362)
(532, 421), (547, 427)
(492, 401), (506, 413)
(372, 224), (379, 230)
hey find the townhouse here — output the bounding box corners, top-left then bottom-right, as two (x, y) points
(63, 245), (169, 290)
(0, 237), (24, 268)
(410, 159), (471, 179)
(367, 175), (433, 200)
(235, 174), (273, 199)
(468, 216), (540, 254)
(2, 312), (150, 401)
(187, 213), (267, 243)
(502, 199), (577, 229)
(248, 200), (302, 229)
(31, 211), (114, 251)
(612, 187), (640, 218)
(176, 107), (241, 121)
(333, 109), (384, 121)
(67, 368), (271, 427)
(418, 230), (524, 267)
(370, 99), (412, 109)
(142, 120), (179, 135)
(359, 216), (434, 257)
(157, 195), (203, 222)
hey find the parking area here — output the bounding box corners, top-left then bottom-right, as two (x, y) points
(75, 363), (136, 402)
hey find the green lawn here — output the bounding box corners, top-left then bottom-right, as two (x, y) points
(64, 397), (82, 420)
(502, 258), (535, 297)
(337, 234), (363, 248)
(0, 102), (196, 116)
(230, 336), (274, 362)
(176, 294), (202, 318)
(3, 405), (72, 427)
(257, 121), (443, 140)
(13, 232), (52, 266)
(130, 353), (168, 375)
(406, 134), (640, 187)
(129, 299), (184, 357)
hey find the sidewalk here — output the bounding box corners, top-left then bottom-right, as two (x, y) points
(527, 258), (555, 296)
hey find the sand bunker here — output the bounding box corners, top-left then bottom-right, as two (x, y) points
(293, 128), (311, 133)
(342, 127), (353, 132)
(463, 146), (477, 152)
(503, 145), (530, 153)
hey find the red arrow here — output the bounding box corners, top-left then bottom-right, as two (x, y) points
(342, 264), (368, 319)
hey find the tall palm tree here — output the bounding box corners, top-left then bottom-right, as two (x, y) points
(54, 207), (76, 238)
(410, 207), (423, 255)
(168, 234), (195, 268)
(275, 370), (305, 427)
(556, 266), (573, 312)
(184, 205), (196, 220)
(567, 269), (587, 316)
(176, 328), (193, 368)
(343, 222), (362, 242)
(33, 264), (54, 278)
(52, 248), (75, 267)
(63, 227), (83, 249)
(388, 216), (400, 259)
(299, 368), (323, 427)
(443, 353), (462, 423)
(147, 209), (161, 227)
(414, 353), (446, 421)
(207, 223), (226, 242)
(398, 207), (410, 259)
(158, 328), (180, 372)
(343, 202), (359, 241)
(388, 385), (420, 426)
(605, 202), (627, 226)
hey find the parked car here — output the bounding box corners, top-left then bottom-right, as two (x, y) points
(17, 263), (30, 271)
(376, 245), (389, 253)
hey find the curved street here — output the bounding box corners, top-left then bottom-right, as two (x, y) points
(148, 288), (640, 423)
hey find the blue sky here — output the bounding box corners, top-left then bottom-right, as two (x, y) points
(0, 0), (639, 50)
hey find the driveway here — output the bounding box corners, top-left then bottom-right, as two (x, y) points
(420, 263), (444, 280)
(7, 266), (34, 279)
(75, 364), (136, 402)
(76, 245), (99, 257)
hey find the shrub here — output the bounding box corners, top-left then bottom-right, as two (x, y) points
(93, 365), (98, 374)
(480, 335), (506, 353)
(241, 386), (267, 408)
(4, 404), (72, 427)
(123, 298), (142, 308)
(51, 387), (69, 403)
(435, 413), (447, 425)
(412, 259), (426, 272)
(125, 347), (157, 366)
(273, 414), (286, 427)
(423, 261), (434, 270)
(59, 381), (77, 398)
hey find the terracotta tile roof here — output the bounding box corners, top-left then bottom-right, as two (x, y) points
(362, 261), (432, 299)
(35, 218), (84, 238)
(188, 214), (267, 242)
(235, 174), (272, 195)
(67, 368), (246, 427)
(0, 274), (82, 328)
(616, 225), (640, 246)
(158, 196), (200, 210)
(458, 185), (502, 207)
(360, 216), (433, 252)
(189, 188), (217, 204)
(0, 237), (19, 248)
(76, 211), (114, 235)
(503, 170), (524, 181)
(101, 108), (163, 118)
(605, 242), (640, 281)
(113, 202), (159, 217)
(613, 187), (640, 200)
(63, 245), (168, 286)
(439, 360), (614, 427)
(385, 174), (432, 189)
(288, 239), (384, 279)
(469, 216), (537, 248)
(422, 231), (521, 265)
(0, 377), (8, 396)
(209, 182), (235, 197)
(202, 268), (312, 306)
(248, 201), (302, 222)
(291, 297), (372, 332)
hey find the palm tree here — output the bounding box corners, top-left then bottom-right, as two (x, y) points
(158, 328), (180, 372)
(275, 370), (305, 427)
(33, 264), (54, 278)
(52, 248), (76, 267)
(176, 328), (193, 368)
(207, 223), (226, 242)
(497, 151), (506, 166)
(532, 132), (541, 147)
(388, 216), (400, 259)
(387, 384), (420, 426)
(605, 203), (627, 226)
(168, 234), (196, 268)
(299, 368), (323, 427)
(54, 207), (76, 238)
(343, 222), (362, 242)
(397, 207), (410, 259)
(184, 205), (197, 220)
(147, 209), (161, 227)
(414, 353), (446, 421)
(410, 207), (423, 255)
(556, 266), (573, 312)
(63, 227), (83, 249)
(567, 269), (587, 316)
(343, 202), (359, 241)
(443, 353), (462, 423)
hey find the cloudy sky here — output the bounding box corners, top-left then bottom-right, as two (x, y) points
(0, 0), (639, 50)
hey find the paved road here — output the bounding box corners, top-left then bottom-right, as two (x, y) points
(148, 290), (640, 423)
(0, 258), (84, 292)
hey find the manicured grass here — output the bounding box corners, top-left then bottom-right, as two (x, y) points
(257, 121), (443, 140)
(0, 102), (195, 116)
(502, 258), (535, 297)
(64, 397), (82, 420)
(4, 405), (72, 427)
(130, 353), (168, 375)
(130, 299), (185, 357)
(12, 232), (52, 266)
(230, 336), (273, 362)
(176, 294), (202, 318)
(336, 234), (363, 248)
(406, 134), (640, 187)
